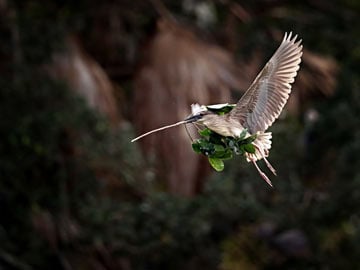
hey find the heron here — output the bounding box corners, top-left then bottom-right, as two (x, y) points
(131, 32), (303, 186)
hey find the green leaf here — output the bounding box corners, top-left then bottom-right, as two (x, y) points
(209, 132), (224, 145)
(199, 128), (212, 137)
(214, 144), (225, 152)
(208, 144), (225, 158)
(192, 142), (202, 154)
(241, 134), (257, 145)
(243, 143), (256, 154)
(208, 144), (233, 159)
(193, 138), (215, 156)
(208, 157), (224, 172)
(220, 149), (233, 160)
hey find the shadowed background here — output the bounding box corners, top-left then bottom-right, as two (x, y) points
(0, 0), (359, 269)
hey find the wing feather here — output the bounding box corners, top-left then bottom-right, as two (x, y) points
(230, 32), (303, 133)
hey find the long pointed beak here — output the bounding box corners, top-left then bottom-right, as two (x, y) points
(185, 114), (203, 123)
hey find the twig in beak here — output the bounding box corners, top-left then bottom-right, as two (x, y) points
(131, 120), (187, 142)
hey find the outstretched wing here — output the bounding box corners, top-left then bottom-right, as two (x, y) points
(230, 32), (303, 133)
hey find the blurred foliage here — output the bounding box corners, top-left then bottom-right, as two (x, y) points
(0, 0), (360, 270)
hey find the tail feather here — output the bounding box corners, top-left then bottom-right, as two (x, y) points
(246, 132), (272, 162)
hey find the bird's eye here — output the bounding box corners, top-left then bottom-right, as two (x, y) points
(200, 111), (211, 116)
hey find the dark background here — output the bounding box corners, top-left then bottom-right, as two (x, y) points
(0, 0), (359, 269)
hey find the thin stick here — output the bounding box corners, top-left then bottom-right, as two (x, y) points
(131, 120), (187, 142)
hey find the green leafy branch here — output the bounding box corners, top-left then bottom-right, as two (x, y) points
(192, 128), (256, 172)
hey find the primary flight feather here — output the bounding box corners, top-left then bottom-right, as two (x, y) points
(230, 32), (303, 134)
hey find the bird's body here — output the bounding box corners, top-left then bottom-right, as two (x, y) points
(132, 32), (303, 186)
(200, 113), (246, 137)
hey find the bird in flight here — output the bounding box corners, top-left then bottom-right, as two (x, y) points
(132, 32), (303, 186)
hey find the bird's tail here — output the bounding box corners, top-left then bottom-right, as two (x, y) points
(245, 132), (276, 187)
(246, 132), (272, 161)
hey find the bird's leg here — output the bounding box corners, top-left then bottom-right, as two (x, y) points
(252, 160), (273, 187)
(263, 157), (277, 176)
(252, 143), (277, 176)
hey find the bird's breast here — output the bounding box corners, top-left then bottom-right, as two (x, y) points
(203, 118), (246, 138)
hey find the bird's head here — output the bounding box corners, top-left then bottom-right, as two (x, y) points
(185, 103), (215, 123)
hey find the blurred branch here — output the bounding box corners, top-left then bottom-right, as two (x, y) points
(0, 250), (33, 270)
